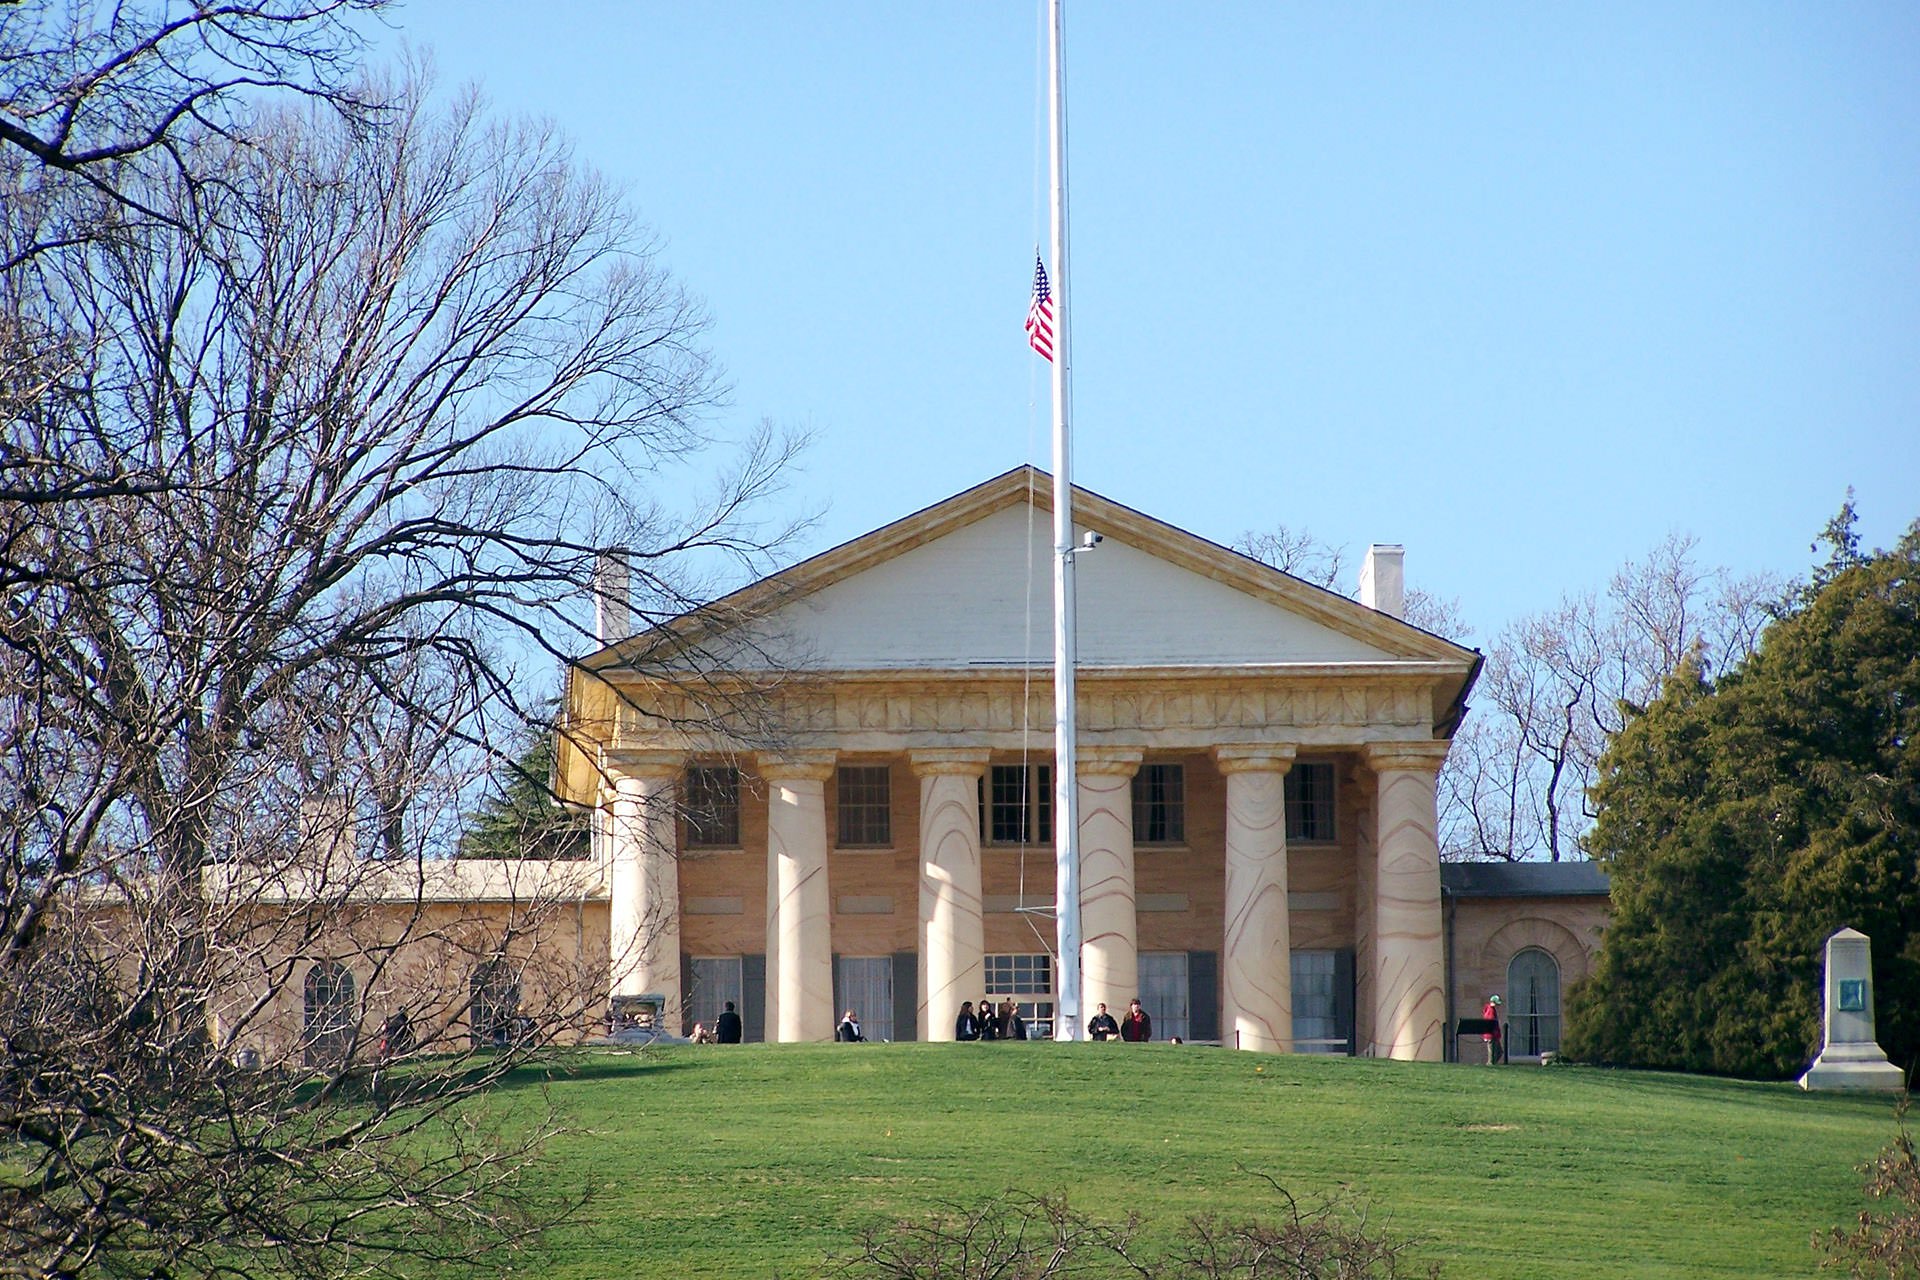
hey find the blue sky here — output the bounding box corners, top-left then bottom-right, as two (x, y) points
(367, 3), (1919, 640)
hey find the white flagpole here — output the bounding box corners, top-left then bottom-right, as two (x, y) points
(1047, 0), (1082, 1043)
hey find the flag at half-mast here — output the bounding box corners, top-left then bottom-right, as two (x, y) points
(1026, 252), (1055, 362)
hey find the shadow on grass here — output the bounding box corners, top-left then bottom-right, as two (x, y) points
(1554, 1062), (1906, 1116)
(486, 1050), (703, 1095)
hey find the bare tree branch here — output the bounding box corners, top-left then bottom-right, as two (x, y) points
(2, 71), (802, 1279)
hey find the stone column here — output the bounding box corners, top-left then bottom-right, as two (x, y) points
(758, 751), (837, 1043)
(606, 750), (686, 1020)
(911, 749), (990, 1041)
(1078, 747), (1144, 1021)
(1213, 745), (1296, 1054)
(1366, 742), (1450, 1061)
(1349, 769), (1379, 1057)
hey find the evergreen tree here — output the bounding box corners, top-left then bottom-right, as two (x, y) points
(1564, 515), (1920, 1079)
(459, 721), (591, 860)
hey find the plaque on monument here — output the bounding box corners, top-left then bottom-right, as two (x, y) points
(1798, 928), (1906, 1093)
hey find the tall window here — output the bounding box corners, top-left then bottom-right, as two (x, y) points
(469, 960), (523, 1049)
(1139, 952), (1190, 1041)
(1285, 762), (1337, 842)
(689, 956), (744, 1038)
(836, 765), (892, 846)
(302, 960), (356, 1066)
(1291, 951), (1344, 1053)
(984, 953), (1054, 1037)
(1131, 763), (1186, 844)
(685, 765), (741, 847)
(835, 956), (894, 1042)
(1506, 948), (1562, 1058)
(983, 764), (1051, 845)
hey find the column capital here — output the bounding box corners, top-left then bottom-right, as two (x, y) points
(1364, 741), (1451, 775)
(604, 748), (687, 783)
(909, 747), (992, 779)
(754, 749), (838, 783)
(1211, 743), (1296, 776)
(1077, 746), (1144, 778)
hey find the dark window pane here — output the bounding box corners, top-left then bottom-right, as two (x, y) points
(1131, 763), (1185, 844)
(1284, 762), (1336, 842)
(836, 765), (892, 846)
(985, 764), (1051, 844)
(686, 766), (740, 847)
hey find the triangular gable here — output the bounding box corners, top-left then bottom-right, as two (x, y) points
(589, 466), (1477, 674)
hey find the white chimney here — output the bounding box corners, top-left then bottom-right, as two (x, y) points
(1358, 544), (1405, 620)
(593, 548), (631, 645)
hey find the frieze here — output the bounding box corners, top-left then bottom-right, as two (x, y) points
(608, 673), (1446, 751)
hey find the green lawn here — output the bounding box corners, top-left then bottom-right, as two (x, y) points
(493, 1043), (1902, 1279)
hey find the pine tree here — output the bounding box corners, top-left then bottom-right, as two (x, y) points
(1565, 513), (1920, 1079)
(458, 722), (592, 861)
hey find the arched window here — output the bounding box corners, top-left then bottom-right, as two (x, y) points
(303, 961), (356, 1066)
(1506, 947), (1561, 1058)
(470, 961), (523, 1049)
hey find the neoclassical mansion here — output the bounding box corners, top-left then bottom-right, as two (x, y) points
(554, 467), (1609, 1060)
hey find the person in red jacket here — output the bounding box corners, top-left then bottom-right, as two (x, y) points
(1482, 994), (1504, 1065)
(1120, 998), (1152, 1042)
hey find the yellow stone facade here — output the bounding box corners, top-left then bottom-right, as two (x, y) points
(545, 469), (1608, 1060)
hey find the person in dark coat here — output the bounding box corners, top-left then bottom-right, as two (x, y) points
(1007, 1005), (1028, 1040)
(977, 995), (998, 1041)
(1088, 1002), (1120, 1041)
(835, 1009), (865, 1042)
(714, 1000), (743, 1044)
(955, 1000), (980, 1041)
(378, 1007), (414, 1060)
(1120, 998), (1152, 1042)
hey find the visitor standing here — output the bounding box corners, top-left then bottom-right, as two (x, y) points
(714, 1000), (743, 1044)
(1120, 998), (1152, 1042)
(1482, 994), (1503, 1065)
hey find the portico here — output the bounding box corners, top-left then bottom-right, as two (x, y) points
(565, 467), (1477, 1057)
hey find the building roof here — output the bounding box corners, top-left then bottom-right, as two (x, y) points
(585, 465), (1481, 673)
(558, 466), (1486, 800)
(1440, 860), (1611, 898)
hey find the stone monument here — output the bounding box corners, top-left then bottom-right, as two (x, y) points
(1799, 927), (1907, 1092)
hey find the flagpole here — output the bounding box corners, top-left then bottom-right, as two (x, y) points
(1047, 0), (1083, 1044)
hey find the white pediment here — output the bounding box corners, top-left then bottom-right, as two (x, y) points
(725, 501), (1409, 671)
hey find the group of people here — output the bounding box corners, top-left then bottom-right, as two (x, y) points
(689, 996), (1164, 1045)
(1087, 999), (1153, 1042)
(953, 998), (1031, 1041)
(688, 1000), (746, 1045)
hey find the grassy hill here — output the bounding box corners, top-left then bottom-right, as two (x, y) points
(490, 1043), (1903, 1279)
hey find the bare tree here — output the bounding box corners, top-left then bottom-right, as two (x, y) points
(2, 73), (799, 1279)
(1444, 538), (1784, 861)
(1, 1), (387, 232)
(1233, 525), (1348, 590)
(1234, 523), (1779, 862)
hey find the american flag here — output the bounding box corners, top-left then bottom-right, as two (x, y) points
(1026, 253), (1055, 362)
